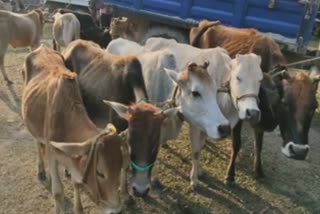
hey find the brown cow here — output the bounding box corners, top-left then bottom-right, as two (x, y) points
(0, 9), (44, 84)
(190, 20), (286, 73)
(21, 46), (129, 214)
(63, 39), (179, 197)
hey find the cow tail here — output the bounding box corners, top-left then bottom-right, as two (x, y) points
(190, 21), (220, 47)
(126, 58), (148, 102)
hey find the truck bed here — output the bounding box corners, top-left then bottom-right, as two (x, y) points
(104, 0), (320, 52)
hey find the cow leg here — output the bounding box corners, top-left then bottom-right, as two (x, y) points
(73, 183), (84, 214)
(189, 125), (206, 189)
(37, 142), (46, 181)
(120, 143), (129, 203)
(0, 53), (13, 84)
(225, 121), (242, 186)
(48, 155), (64, 214)
(53, 39), (57, 51)
(253, 128), (265, 178)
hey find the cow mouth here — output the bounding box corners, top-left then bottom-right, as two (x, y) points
(281, 142), (309, 160)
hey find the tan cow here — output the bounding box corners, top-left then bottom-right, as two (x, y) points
(21, 46), (129, 214)
(0, 9), (44, 84)
(52, 12), (80, 52)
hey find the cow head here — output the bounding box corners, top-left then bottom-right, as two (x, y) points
(276, 70), (320, 160)
(50, 133), (126, 214)
(223, 53), (263, 124)
(103, 101), (178, 197)
(165, 62), (231, 139)
(110, 17), (130, 39)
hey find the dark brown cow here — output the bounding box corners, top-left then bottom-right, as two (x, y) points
(63, 39), (179, 197)
(63, 39), (148, 130)
(21, 46), (128, 214)
(190, 20), (320, 185)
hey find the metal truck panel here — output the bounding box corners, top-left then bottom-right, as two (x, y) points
(105, 0), (320, 51)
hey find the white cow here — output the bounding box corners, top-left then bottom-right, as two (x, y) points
(106, 38), (263, 188)
(52, 12), (80, 52)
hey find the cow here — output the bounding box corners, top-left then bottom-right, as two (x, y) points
(54, 8), (112, 48)
(107, 38), (264, 188)
(190, 20), (320, 185)
(52, 12), (80, 52)
(0, 9), (44, 84)
(0, 0), (12, 11)
(109, 16), (188, 44)
(63, 39), (180, 197)
(190, 20), (286, 73)
(21, 46), (128, 214)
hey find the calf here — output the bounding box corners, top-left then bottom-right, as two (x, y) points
(21, 46), (128, 214)
(0, 9), (44, 84)
(63, 39), (179, 197)
(52, 12), (80, 52)
(54, 8), (111, 48)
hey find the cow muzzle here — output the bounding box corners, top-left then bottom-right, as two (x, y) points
(281, 142), (309, 160)
(102, 206), (122, 214)
(245, 109), (261, 124)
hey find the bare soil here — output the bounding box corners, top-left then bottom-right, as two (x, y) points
(0, 23), (319, 214)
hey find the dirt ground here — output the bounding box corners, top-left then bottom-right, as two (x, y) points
(0, 23), (320, 214)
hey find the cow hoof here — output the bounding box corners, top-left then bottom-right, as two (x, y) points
(37, 172), (46, 181)
(224, 177), (235, 187)
(190, 180), (200, 191)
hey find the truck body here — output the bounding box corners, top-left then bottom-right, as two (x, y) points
(46, 0), (320, 52)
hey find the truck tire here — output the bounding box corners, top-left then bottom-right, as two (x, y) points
(141, 25), (189, 45)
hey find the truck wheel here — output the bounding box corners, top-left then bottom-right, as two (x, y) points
(141, 25), (189, 44)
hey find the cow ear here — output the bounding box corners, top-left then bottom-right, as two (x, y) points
(50, 141), (91, 158)
(162, 107), (180, 119)
(103, 100), (129, 120)
(164, 68), (180, 84)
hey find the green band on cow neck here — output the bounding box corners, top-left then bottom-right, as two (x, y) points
(130, 160), (154, 172)
(138, 97), (148, 103)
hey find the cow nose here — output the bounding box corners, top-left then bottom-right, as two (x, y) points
(218, 125), (231, 138)
(246, 109), (261, 123)
(132, 186), (150, 198)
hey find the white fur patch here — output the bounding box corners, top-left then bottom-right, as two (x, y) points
(281, 142), (310, 157)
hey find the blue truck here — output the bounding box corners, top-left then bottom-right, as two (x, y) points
(46, 0), (320, 53)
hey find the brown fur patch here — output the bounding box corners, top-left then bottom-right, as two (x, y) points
(190, 20), (286, 73)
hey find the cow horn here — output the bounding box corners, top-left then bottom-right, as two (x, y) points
(187, 62), (197, 71)
(203, 61), (210, 69)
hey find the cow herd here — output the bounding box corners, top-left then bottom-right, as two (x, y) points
(0, 7), (319, 214)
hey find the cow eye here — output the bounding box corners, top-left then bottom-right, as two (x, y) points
(96, 170), (105, 178)
(236, 76), (242, 82)
(191, 91), (201, 98)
